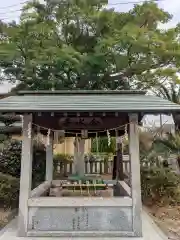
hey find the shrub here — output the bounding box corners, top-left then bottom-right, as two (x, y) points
(53, 153), (73, 162)
(0, 172), (19, 208)
(141, 165), (180, 204)
(0, 139), (46, 188)
(0, 140), (21, 177)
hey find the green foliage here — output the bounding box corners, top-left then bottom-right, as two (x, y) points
(153, 83), (180, 129)
(0, 134), (8, 144)
(140, 133), (180, 204)
(0, 139), (46, 188)
(155, 133), (180, 155)
(0, 115), (21, 146)
(0, 172), (19, 208)
(155, 83), (180, 104)
(141, 166), (180, 204)
(0, 140), (22, 177)
(91, 137), (116, 154)
(139, 131), (176, 162)
(0, 115), (20, 127)
(54, 153), (73, 162)
(0, 1), (179, 91)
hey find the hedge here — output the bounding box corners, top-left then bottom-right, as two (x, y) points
(0, 139), (46, 188)
(0, 172), (19, 208)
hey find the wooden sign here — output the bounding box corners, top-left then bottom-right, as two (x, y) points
(59, 117), (103, 128)
(34, 115), (126, 131)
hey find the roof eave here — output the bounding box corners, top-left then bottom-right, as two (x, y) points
(18, 90), (147, 95)
(0, 109), (179, 114)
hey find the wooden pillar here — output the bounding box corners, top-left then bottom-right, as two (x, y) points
(116, 131), (124, 181)
(78, 139), (85, 177)
(129, 113), (142, 237)
(113, 131), (123, 180)
(18, 114), (33, 236)
(46, 135), (53, 182)
(117, 146), (124, 180)
(73, 137), (78, 174)
(74, 137), (85, 176)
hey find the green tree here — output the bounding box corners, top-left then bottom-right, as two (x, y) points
(0, 0), (180, 90)
(155, 133), (180, 156)
(0, 114), (21, 145)
(153, 82), (180, 129)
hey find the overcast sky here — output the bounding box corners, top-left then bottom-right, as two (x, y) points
(0, 0), (178, 125)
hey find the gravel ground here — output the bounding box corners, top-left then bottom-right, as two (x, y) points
(0, 209), (11, 230)
(147, 205), (180, 240)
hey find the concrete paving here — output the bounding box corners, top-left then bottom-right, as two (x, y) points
(0, 210), (168, 240)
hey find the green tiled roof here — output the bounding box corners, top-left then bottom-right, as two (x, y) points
(0, 90), (179, 113)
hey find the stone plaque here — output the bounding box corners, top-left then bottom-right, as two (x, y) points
(30, 206), (133, 232)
